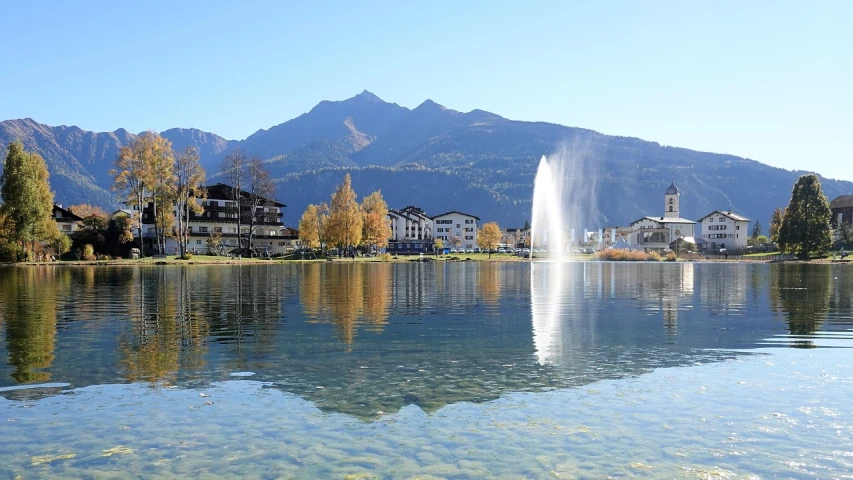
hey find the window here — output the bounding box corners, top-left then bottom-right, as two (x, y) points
(209, 201), (219, 207)
(196, 240), (202, 245)
(457, 224), (460, 228)
(464, 227), (473, 232)
(62, 224), (72, 231)
(669, 206), (673, 212)
(709, 218), (713, 222)
(736, 225), (740, 230)
(465, 235), (473, 240)
(465, 219), (474, 224)
(436, 219), (452, 224)
(199, 226), (208, 233)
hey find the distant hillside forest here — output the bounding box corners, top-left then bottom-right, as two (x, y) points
(2, 91), (851, 232)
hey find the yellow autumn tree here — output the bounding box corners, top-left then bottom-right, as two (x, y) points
(361, 190), (390, 251)
(327, 174), (362, 255)
(299, 204), (321, 249)
(477, 221), (502, 258)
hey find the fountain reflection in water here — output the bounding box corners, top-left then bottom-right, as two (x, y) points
(530, 261), (564, 365)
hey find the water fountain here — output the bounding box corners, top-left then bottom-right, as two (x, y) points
(530, 156), (565, 260)
(529, 149), (598, 364)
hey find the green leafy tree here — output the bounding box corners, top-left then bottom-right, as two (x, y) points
(769, 208), (785, 243)
(53, 234), (72, 257)
(0, 141), (59, 260)
(751, 221), (762, 240)
(777, 174), (832, 259)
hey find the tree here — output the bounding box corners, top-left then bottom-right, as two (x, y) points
(173, 147), (207, 258)
(836, 221), (853, 249)
(777, 174), (832, 259)
(112, 132), (174, 255)
(448, 234), (462, 250)
(221, 148), (247, 248)
(69, 204), (108, 230)
(206, 231), (223, 255)
(433, 238), (444, 256)
(327, 174), (362, 256)
(477, 221), (502, 258)
(769, 208), (786, 244)
(53, 234), (72, 257)
(751, 221), (762, 240)
(0, 212), (21, 261)
(361, 190), (390, 252)
(298, 204), (321, 250)
(0, 141), (58, 261)
(245, 156), (275, 252)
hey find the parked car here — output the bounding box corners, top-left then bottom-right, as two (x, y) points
(465, 248), (474, 253)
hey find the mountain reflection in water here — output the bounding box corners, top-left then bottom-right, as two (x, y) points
(0, 262), (851, 418)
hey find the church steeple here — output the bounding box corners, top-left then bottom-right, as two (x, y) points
(664, 177), (680, 218)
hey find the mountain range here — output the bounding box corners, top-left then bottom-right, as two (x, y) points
(2, 90), (850, 232)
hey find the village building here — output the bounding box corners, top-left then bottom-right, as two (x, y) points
(698, 210), (751, 251)
(830, 195), (853, 229)
(387, 206), (434, 253)
(432, 211), (480, 251)
(626, 181), (696, 251)
(132, 183), (288, 255)
(502, 226), (530, 249)
(52, 204), (83, 233)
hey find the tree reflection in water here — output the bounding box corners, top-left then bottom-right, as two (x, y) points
(770, 264), (831, 347)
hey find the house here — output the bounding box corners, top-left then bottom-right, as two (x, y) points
(830, 195), (853, 228)
(503, 226), (530, 248)
(626, 181), (696, 251)
(431, 211), (480, 250)
(698, 210), (751, 251)
(52, 204), (83, 233)
(134, 183), (288, 255)
(387, 206), (434, 253)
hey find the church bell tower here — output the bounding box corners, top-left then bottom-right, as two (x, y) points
(664, 177), (680, 219)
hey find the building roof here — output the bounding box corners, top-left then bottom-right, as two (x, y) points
(697, 210), (751, 222)
(52, 204), (83, 221)
(205, 183), (286, 208)
(630, 216), (696, 226)
(430, 210), (481, 220)
(830, 195), (853, 209)
(665, 181), (679, 195)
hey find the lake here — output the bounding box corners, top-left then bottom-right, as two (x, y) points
(0, 262), (851, 478)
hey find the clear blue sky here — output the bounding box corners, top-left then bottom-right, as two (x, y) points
(3, 1), (851, 180)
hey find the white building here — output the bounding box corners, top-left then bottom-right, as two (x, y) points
(136, 183), (290, 255)
(627, 181), (696, 251)
(386, 206), (434, 253)
(52, 204), (83, 233)
(698, 210), (751, 251)
(432, 211), (480, 250)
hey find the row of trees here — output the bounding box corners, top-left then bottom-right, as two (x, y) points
(112, 133), (279, 257)
(111, 132), (207, 258)
(298, 174), (390, 255)
(0, 142), (65, 261)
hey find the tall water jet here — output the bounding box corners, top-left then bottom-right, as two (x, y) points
(530, 156), (565, 260)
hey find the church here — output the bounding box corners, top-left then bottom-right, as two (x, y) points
(626, 180), (696, 251)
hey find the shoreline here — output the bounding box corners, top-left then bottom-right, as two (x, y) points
(2, 255), (850, 267)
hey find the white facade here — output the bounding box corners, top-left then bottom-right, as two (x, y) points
(388, 206), (432, 242)
(431, 211), (480, 250)
(138, 183), (290, 256)
(698, 210), (751, 250)
(626, 181), (696, 250)
(52, 204), (83, 233)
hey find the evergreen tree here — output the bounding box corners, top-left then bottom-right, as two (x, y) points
(777, 174), (832, 259)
